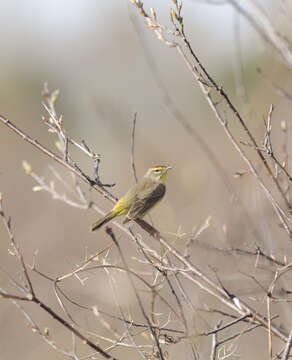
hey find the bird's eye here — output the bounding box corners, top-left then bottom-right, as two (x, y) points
(154, 169), (161, 173)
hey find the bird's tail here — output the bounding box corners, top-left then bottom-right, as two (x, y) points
(91, 211), (116, 231)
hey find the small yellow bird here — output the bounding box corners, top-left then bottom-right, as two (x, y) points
(91, 165), (171, 231)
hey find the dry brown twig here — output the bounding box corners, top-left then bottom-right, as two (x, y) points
(1, 1), (292, 359)
(130, 1), (292, 239)
(1, 103), (286, 356)
(0, 35), (289, 360)
(0, 196), (119, 360)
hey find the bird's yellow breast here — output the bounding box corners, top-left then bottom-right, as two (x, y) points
(160, 172), (167, 183)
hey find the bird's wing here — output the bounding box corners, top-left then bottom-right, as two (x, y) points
(124, 183), (165, 222)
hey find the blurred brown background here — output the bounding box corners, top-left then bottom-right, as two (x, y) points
(1, 0), (292, 359)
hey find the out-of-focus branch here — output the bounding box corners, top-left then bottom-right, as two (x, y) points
(228, 0), (292, 68)
(135, 218), (288, 342)
(105, 226), (165, 360)
(129, 9), (263, 244)
(0, 108), (288, 343)
(131, 112), (138, 183)
(129, 0), (292, 239)
(0, 196), (119, 360)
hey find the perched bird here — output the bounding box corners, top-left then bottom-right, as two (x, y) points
(91, 165), (171, 231)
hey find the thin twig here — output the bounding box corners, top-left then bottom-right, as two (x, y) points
(130, 0), (292, 238)
(0, 114), (116, 200)
(281, 327), (292, 360)
(129, 7), (263, 243)
(131, 112), (138, 183)
(105, 226), (165, 360)
(210, 321), (222, 360)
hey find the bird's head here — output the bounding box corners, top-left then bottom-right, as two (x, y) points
(145, 165), (172, 183)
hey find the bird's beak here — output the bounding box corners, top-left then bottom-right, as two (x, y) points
(165, 166), (172, 172)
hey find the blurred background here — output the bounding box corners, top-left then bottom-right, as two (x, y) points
(1, 0), (292, 358)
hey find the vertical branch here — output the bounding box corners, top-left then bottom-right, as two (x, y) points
(210, 322), (222, 360)
(129, 7), (263, 243)
(105, 226), (165, 360)
(232, 6), (249, 111)
(131, 112), (138, 183)
(267, 295), (272, 359)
